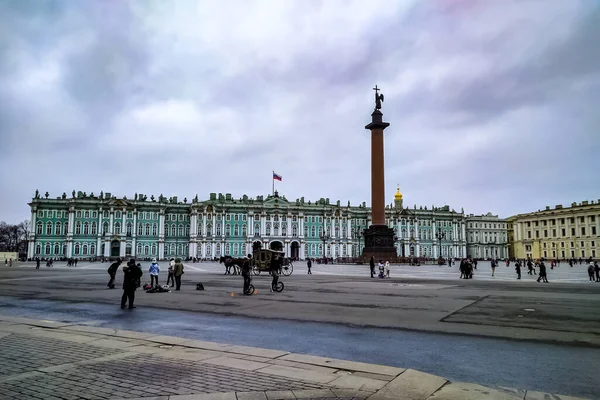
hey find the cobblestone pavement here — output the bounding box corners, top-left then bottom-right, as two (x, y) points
(0, 315), (593, 400)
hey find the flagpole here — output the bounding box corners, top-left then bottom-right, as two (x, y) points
(272, 170), (274, 195)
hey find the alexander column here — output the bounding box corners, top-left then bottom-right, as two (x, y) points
(362, 86), (397, 262)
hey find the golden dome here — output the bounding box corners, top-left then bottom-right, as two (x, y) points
(395, 185), (403, 200)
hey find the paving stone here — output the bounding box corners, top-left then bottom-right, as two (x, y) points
(170, 392), (237, 400)
(427, 382), (523, 400)
(280, 354), (404, 377)
(367, 369), (447, 400)
(328, 375), (388, 392)
(258, 364), (338, 384)
(292, 388), (336, 398)
(236, 391), (268, 400)
(265, 390), (296, 399)
(202, 356), (269, 371)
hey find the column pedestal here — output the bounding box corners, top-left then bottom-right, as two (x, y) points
(361, 225), (397, 262)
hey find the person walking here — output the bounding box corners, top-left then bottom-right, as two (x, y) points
(173, 257), (184, 291)
(447, 258), (452, 267)
(242, 255), (251, 294)
(167, 258), (175, 286)
(9, 258), (12, 267)
(537, 261), (549, 283)
(35, 257), (40, 270)
(527, 259), (535, 275)
(595, 261), (600, 282)
(588, 262), (595, 282)
(4, 259), (7, 267)
(148, 258), (160, 287)
(270, 254), (282, 292)
(369, 256), (375, 278)
(107, 259), (121, 288)
(385, 261), (390, 277)
(121, 259), (143, 309)
(491, 259), (496, 277)
(515, 260), (522, 279)
(307, 258), (312, 274)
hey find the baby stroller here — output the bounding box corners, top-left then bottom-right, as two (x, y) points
(378, 264), (385, 278)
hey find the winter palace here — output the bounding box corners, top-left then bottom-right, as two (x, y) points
(27, 188), (509, 260)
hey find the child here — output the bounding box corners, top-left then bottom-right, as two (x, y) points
(148, 258), (160, 287)
(385, 261), (390, 278)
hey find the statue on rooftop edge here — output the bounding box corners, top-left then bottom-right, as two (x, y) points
(35, 189), (39, 198)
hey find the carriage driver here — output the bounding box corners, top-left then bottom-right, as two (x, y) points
(242, 255), (252, 295)
(270, 254), (282, 292)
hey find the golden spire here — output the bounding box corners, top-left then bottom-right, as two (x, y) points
(395, 185), (403, 200)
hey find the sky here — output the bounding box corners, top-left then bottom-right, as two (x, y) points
(1, 0), (599, 224)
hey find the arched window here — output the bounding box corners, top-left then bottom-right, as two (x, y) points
(82, 244), (88, 255)
(216, 243), (221, 256)
(75, 221), (81, 235)
(343, 244), (347, 256)
(178, 225), (184, 236)
(114, 222), (121, 235)
(206, 245), (212, 256)
(335, 227), (339, 238)
(310, 226), (315, 238)
(242, 225), (247, 236)
(90, 244), (96, 255)
(178, 244), (183, 255)
(76, 211), (81, 218)
(318, 244), (323, 256)
(145, 223), (150, 236)
(185, 225), (190, 236)
(225, 224), (231, 236)
(152, 223), (157, 236)
(254, 223), (260, 235)
(45, 243), (51, 255)
(292, 225), (298, 237)
(216, 225), (222, 236)
(84, 222), (89, 235)
(74, 244), (80, 255)
(265, 223), (271, 236)
(144, 245), (149, 255)
(36, 222), (43, 235)
(116, 211), (121, 219)
(171, 224), (176, 237)
(206, 223), (212, 236)
(234, 225), (239, 236)
(54, 244), (60, 255)
(233, 243), (238, 255)
(151, 244), (157, 255)
(282, 226), (287, 236)
(55, 222), (61, 236)
(137, 244), (142, 255)
(197, 223), (203, 236)
(35, 243), (41, 255)
(126, 222), (132, 235)
(91, 222), (97, 235)
(84, 211), (90, 218)
(46, 222), (52, 235)
(225, 243), (230, 254)
(138, 224), (143, 235)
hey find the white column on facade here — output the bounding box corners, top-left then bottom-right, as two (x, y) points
(299, 215), (304, 238)
(300, 242), (305, 259)
(68, 209), (75, 235)
(212, 215), (216, 236)
(121, 208), (126, 235)
(191, 213), (197, 235)
(202, 213), (207, 237)
(108, 209), (114, 235)
(104, 240), (110, 257)
(287, 217), (291, 239)
(261, 215), (266, 236)
(222, 213), (225, 238)
(212, 242), (216, 256)
(28, 209), (36, 258)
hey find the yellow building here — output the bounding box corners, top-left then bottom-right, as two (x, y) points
(507, 200), (600, 260)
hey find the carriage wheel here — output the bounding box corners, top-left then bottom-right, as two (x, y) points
(252, 265), (261, 275)
(273, 281), (284, 292)
(244, 284), (255, 295)
(281, 263), (293, 276)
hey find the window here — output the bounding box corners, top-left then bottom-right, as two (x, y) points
(82, 244), (88, 255)
(171, 224), (176, 236)
(104, 211), (109, 218)
(91, 222), (97, 235)
(226, 224), (231, 236)
(591, 215), (596, 223)
(552, 229), (556, 237)
(562, 228), (566, 236)
(37, 211), (43, 218)
(242, 215), (247, 221)
(571, 228), (575, 236)
(55, 222), (61, 235)
(582, 227), (586, 235)
(151, 244), (157, 255)
(137, 224), (143, 236)
(152, 223), (158, 236)
(265, 224), (271, 236)
(179, 215), (184, 221)
(137, 244), (142, 255)
(126, 223), (132, 235)
(116, 211), (121, 219)
(179, 225), (184, 236)
(75, 221), (81, 235)
(580, 216), (585, 223)
(144, 245), (149, 255)
(90, 244), (96, 255)
(527, 231), (531, 239)
(114, 222), (121, 235)
(76, 211), (81, 218)
(242, 225), (247, 236)
(544, 230), (547, 238)
(225, 243), (230, 254)
(292, 226), (298, 237)
(46, 222), (53, 235)
(593, 227), (597, 235)
(216, 225), (221, 236)
(84, 222), (89, 235)
(74, 244), (80, 255)
(64, 223), (68, 235)
(54, 244), (60, 255)
(36, 222), (43, 234)
(234, 225), (239, 236)
(145, 223), (150, 236)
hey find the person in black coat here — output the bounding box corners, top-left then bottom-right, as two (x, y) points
(537, 261), (549, 283)
(121, 259), (143, 309)
(307, 258), (312, 274)
(107, 259), (121, 288)
(515, 260), (522, 280)
(369, 256), (375, 278)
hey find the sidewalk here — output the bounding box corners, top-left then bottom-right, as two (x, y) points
(0, 315), (589, 400)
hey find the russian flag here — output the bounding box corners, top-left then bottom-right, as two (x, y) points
(273, 172), (282, 181)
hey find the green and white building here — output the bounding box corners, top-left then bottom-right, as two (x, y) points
(27, 188), (505, 260)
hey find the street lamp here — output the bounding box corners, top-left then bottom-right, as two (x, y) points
(436, 230), (446, 261)
(319, 232), (330, 263)
(352, 227), (364, 259)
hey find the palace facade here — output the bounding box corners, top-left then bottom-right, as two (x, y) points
(507, 200), (600, 260)
(27, 188), (508, 261)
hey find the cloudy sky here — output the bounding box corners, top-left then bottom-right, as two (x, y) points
(1, 0), (599, 223)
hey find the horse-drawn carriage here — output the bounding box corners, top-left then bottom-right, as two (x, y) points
(251, 249), (293, 276)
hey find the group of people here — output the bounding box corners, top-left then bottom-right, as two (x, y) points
(368, 257), (391, 278)
(3, 258), (13, 267)
(588, 261), (600, 282)
(106, 257), (185, 309)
